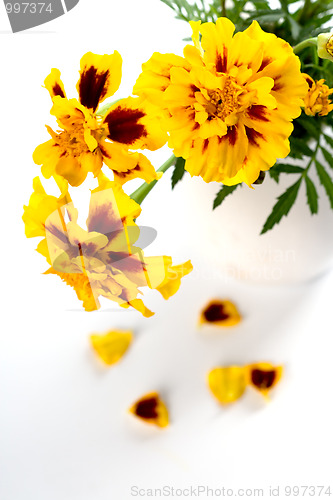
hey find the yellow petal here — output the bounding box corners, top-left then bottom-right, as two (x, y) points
(22, 177), (68, 238)
(129, 392), (169, 428)
(55, 155), (89, 187)
(133, 52), (190, 105)
(208, 366), (247, 404)
(246, 362), (283, 398)
(121, 298), (154, 318)
(90, 330), (133, 365)
(77, 51), (122, 112)
(44, 68), (66, 99)
(103, 96), (167, 151)
(199, 299), (242, 327)
(155, 259), (193, 299)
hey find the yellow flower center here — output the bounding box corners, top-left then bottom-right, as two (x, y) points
(326, 35), (333, 56)
(205, 76), (244, 120)
(56, 127), (90, 157)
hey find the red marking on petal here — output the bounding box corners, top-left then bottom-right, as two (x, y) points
(135, 397), (158, 419)
(226, 126), (238, 146)
(273, 77), (283, 92)
(79, 66), (109, 112)
(245, 127), (265, 147)
(52, 83), (65, 98)
(202, 138), (209, 153)
(258, 57), (272, 72)
(216, 46), (228, 73)
(99, 145), (111, 159)
(248, 105), (269, 122)
(105, 107), (147, 145)
(45, 222), (69, 245)
(203, 303), (230, 322)
(115, 165), (141, 178)
(87, 204), (122, 235)
(251, 369), (276, 389)
(305, 76), (314, 88)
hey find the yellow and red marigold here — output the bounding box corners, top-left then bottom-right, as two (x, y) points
(134, 17), (308, 186)
(22, 174), (192, 315)
(302, 73), (333, 117)
(33, 52), (167, 187)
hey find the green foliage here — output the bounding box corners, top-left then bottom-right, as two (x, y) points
(305, 175), (319, 214)
(171, 157), (186, 188)
(213, 184), (239, 209)
(315, 160), (333, 208)
(261, 178), (302, 234)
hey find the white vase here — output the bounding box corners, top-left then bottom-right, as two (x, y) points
(181, 161), (333, 285)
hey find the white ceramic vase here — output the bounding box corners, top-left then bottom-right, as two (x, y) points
(181, 159), (333, 285)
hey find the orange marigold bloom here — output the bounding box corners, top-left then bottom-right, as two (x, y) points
(134, 18), (307, 186)
(302, 73), (333, 116)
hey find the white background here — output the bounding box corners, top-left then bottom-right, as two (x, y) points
(0, 1), (333, 499)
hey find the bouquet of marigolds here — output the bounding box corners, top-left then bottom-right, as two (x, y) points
(23, 0), (333, 312)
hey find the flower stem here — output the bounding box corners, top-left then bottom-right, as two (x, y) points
(293, 38), (317, 55)
(96, 98), (123, 117)
(130, 155), (176, 205)
(221, 0), (226, 17)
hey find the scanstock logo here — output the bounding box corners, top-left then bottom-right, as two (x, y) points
(3, 0), (79, 32)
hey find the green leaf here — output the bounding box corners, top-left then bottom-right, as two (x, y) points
(213, 184), (239, 209)
(324, 134), (333, 149)
(270, 163), (305, 174)
(321, 146), (333, 169)
(305, 176), (319, 214)
(171, 157), (186, 189)
(289, 137), (313, 157)
(297, 118), (320, 139)
(288, 15), (300, 40)
(315, 160), (333, 208)
(269, 169), (280, 183)
(261, 178), (302, 234)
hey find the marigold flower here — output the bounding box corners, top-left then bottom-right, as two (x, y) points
(129, 392), (169, 428)
(246, 362), (283, 398)
(208, 366), (247, 404)
(199, 299), (242, 327)
(22, 174), (192, 315)
(33, 52), (167, 187)
(317, 33), (333, 62)
(134, 18), (307, 186)
(90, 330), (133, 365)
(302, 74), (333, 116)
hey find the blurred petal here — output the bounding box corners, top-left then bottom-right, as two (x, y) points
(129, 392), (169, 428)
(145, 256), (193, 298)
(200, 299), (242, 327)
(208, 366), (247, 404)
(90, 330), (133, 365)
(246, 362), (283, 398)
